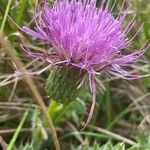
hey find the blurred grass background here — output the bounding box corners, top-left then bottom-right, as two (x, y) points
(0, 0), (150, 149)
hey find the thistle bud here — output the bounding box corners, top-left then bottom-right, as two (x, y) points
(46, 66), (85, 104)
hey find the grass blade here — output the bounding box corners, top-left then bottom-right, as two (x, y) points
(7, 109), (29, 150)
(0, 0), (12, 33)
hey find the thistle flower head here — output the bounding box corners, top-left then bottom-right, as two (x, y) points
(22, 0), (148, 126)
(22, 0), (146, 78)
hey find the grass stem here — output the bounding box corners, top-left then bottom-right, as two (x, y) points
(0, 34), (61, 150)
(7, 109), (29, 150)
(0, 0), (12, 33)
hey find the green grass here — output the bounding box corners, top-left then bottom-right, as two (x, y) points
(7, 109), (29, 150)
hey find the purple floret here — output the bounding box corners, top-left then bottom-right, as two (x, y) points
(22, 0), (145, 78)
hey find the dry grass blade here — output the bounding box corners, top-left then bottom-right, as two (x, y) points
(0, 33), (61, 150)
(0, 136), (7, 150)
(81, 122), (139, 147)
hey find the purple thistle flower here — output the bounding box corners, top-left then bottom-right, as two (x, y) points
(22, 0), (148, 127)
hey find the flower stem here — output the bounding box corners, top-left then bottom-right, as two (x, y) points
(106, 82), (112, 126)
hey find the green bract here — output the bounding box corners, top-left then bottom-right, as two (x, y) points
(46, 66), (85, 104)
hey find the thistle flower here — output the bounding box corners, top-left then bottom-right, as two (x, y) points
(22, 0), (148, 126)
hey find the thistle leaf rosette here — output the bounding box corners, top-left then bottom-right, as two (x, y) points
(22, 0), (148, 125)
